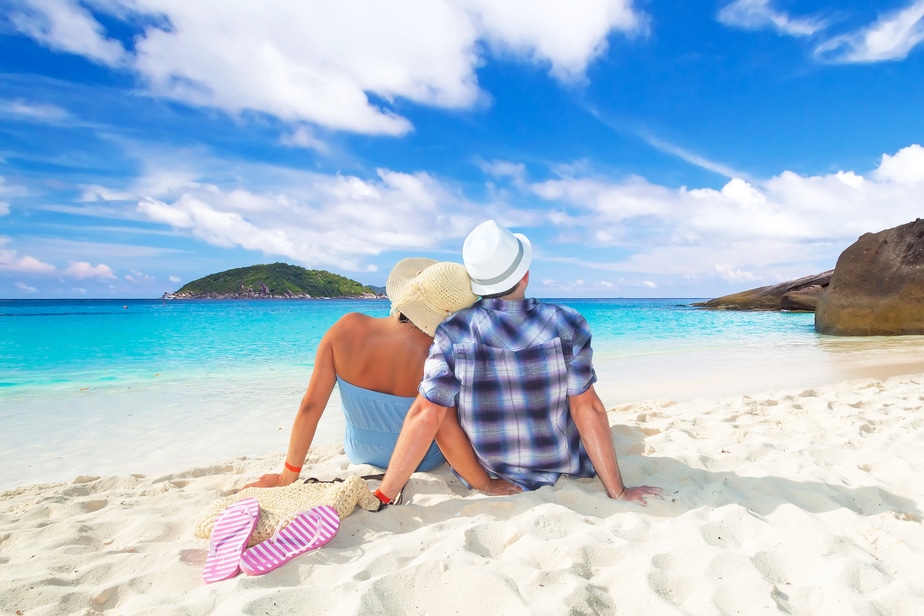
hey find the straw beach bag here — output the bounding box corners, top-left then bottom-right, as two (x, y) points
(195, 475), (381, 546)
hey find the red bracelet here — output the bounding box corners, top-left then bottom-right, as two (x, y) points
(284, 461), (302, 473)
(374, 488), (392, 505)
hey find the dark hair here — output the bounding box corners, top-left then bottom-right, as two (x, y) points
(480, 282), (520, 300)
(397, 312), (410, 323)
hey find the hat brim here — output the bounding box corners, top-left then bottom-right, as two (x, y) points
(390, 260), (478, 336)
(394, 300), (445, 337)
(469, 233), (532, 296)
(386, 257), (438, 307)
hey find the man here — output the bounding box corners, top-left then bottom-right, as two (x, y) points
(376, 220), (661, 505)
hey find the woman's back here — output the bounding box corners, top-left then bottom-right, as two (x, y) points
(327, 312), (445, 471)
(328, 312), (433, 397)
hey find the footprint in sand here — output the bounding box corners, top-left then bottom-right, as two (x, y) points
(92, 586), (120, 609)
(647, 552), (697, 607)
(72, 475), (101, 484)
(463, 523), (522, 559)
(78, 499), (108, 513)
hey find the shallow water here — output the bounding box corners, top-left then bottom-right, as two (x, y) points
(2, 298), (923, 490)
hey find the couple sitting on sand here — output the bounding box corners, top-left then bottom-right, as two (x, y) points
(245, 219), (661, 506)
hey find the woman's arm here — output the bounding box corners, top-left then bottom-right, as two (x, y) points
(435, 407), (522, 496)
(241, 326), (338, 489)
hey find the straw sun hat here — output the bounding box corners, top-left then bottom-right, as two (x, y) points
(386, 257), (478, 336)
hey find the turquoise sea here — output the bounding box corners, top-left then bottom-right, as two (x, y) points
(2, 298), (923, 490)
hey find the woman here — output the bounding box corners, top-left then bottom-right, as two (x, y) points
(243, 258), (478, 488)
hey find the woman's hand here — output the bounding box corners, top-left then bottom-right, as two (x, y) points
(240, 473), (294, 490)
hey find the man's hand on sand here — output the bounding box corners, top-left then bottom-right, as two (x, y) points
(618, 485), (665, 506)
(480, 478), (523, 496)
(240, 473), (291, 490)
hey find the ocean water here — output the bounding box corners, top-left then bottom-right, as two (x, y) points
(2, 298), (923, 490)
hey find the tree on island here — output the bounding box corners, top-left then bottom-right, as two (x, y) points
(167, 263), (381, 299)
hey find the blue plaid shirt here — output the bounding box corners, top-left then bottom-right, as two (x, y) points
(420, 297), (597, 490)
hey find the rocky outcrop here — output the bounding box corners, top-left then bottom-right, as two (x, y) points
(692, 271), (833, 311)
(815, 219), (924, 336)
(780, 285), (826, 311)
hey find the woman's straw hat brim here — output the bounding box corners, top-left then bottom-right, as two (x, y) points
(387, 258), (477, 336)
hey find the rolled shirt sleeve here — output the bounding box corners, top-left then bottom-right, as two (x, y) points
(418, 324), (462, 408)
(564, 310), (597, 396)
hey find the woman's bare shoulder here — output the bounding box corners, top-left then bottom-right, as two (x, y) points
(333, 312), (377, 326)
(327, 312), (388, 338)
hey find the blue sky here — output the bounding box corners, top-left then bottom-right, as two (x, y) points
(1, 0), (922, 299)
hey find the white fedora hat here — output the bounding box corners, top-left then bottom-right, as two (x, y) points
(462, 220), (532, 296)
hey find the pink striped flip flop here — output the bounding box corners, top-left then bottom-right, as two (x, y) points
(202, 497), (260, 583)
(239, 505), (340, 576)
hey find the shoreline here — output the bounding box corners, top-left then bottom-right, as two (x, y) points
(3, 335), (924, 492)
(3, 370), (923, 614)
(593, 333), (924, 405)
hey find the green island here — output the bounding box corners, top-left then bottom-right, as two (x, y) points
(164, 262), (383, 299)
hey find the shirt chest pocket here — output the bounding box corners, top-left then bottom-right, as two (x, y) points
(453, 337), (570, 417)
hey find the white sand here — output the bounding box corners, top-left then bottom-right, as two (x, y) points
(3, 372), (923, 615)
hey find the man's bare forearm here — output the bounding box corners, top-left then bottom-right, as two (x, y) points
(569, 386), (625, 498)
(379, 395), (448, 500)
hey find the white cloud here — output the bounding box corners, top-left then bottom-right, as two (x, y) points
(0, 240), (120, 282)
(715, 264), (758, 283)
(10, 0), (126, 66)
(135, 167), (494, 271)
(0, 239), (57, 273)
(522, 144), (924, 282)
(9, 0), (645, 135)
(718, 0), (827, 37)
(815, 0), (924, 63)
(124, 270), (154, 283)
(534, 144), (924, 242)
(62, 261), (116, 279)
(78, 185), (137, 202)
(531, 175), (673, 224)
(0, 99), (69, 121)
(478, 159), (527, 181)
(873, 143), (924, 183)
(0, 176), (28, 214)
(280, 127), (329, 153)
(466, 0), (646, 81)
(15, 282), (38, 292)
(169, 275), (181, 283)
(25, 237), (180, 259)
(77, 163), (203, 205)
(139, 195), (300, 256)
(537, 274), (655, 295)
(61, 140), (924, 290)
(641, 134), (748, 180)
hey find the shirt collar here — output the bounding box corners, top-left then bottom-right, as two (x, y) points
(476, 297), (538, 313)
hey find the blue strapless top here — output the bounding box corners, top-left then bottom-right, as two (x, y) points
(337, 377), (445, 471)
